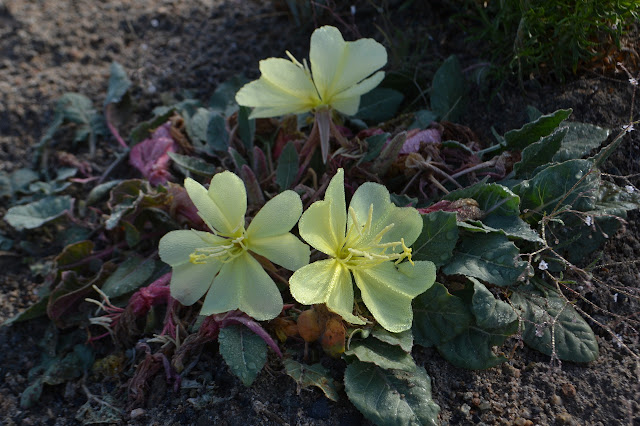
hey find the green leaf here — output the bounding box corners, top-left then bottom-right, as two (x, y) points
(511, 287), (599, 362)
(355, 87), (404, 122)
(345, 338), (416, 372)
(408, 110), (438, 130)
(47, 263), (117, 328)
(237, 106), (255, 151)
(513, 159), (598, 222)
(413, 282), (473, 347)
(436, 279), (517, 369)
(436, 326), (511, 370)
(9, 168), (40, 195)
(4, 195), (73, 230)
(554, 122), (610, 162)
(412, 211), (458, 266)
(431, 55), (465, 122)
(104, 62), (131, 106)
(206, 113), (229, 152)
(129, 111), (173, 144)
(168, 152), (216, 177)
(443, 233), (526, 287)
(87, 180), (124, 205)
(56, 240), (95, 272)
(3, 297), (47, 326)
(218, 324), (267, 386)
(100, 256), (156, 299)
(184, 108), (214, 150)
(514, 128), (567, 179)
(504, 109), (572, 150)
(445, 182), (542, 242)
(229, 147), (248, 172)
(209, 74), (248, 116)
(283, 359), (339, 402)
(345, 361), (440, 426)
(469, 278), (518, 330)
(371, 327), (413, 353)
(360, 132), (389, 164)
(275, 141), (299, 190)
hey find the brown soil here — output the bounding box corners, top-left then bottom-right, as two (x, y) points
(1, 1), (639, 425)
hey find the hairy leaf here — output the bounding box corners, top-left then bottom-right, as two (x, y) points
(209, 74), (248, 116)
(283, 359), (339, 401)
(371, 327), (413, 353)
(4, 196), (74, 230)
(443, 233), (526, 287)
(100, 256), (157, 299)
(504, 109), (571, 150)
(345, 360), (440, 426)
(514, 127), (567, 179)
(355, 87), (404, 122)
(275, 141), (299, 190)
(168, 152), (216, 177)
(511, 287), (599, 362)
(412, 211), (459, 266)
(554, 122), (610, 162)
(514, 159), (599, 222)
(431, 55), (465, 122)
(345, 338), (415, 372)
(104, 62), (131, 106)
(218, 324), (267, 386)
(413, 282), (473, 347)
(206, 113), (229, 152)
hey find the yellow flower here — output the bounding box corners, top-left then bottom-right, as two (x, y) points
(235, 25), (387, 118)
(159, 172), (310, 321)
(289, 169), (436, 332)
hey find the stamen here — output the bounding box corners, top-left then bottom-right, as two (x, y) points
(189, 235), (246, 264)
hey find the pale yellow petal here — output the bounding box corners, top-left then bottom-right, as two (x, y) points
(289, 259), (363, 324)
(348, 182), (422, 248)
(249, 233), (310, 271)
(246, 190), (302, 239)
(353, 261), (435, 332)
(184, 178), (234, 235)
(330, 71), (385, 116)
(235, 57), (321, 118)
(201, 252), (283, 320)
(310, 26), (387, 101)
(158, 230), (225, 266)
(207, 171), (247, 236)
(169, 260), (222, 306)
(298, 169), (346, 256)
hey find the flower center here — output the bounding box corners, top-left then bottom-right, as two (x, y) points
(189, 233), (248, 265)
(337, 205), (413, 270)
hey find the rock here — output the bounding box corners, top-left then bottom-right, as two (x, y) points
(130, 408), (146, 419)
(561, 383), (577, 398)
(460, 403), (471, 415)
(550, 394), (563, 405)
(556, 412), (577, 425)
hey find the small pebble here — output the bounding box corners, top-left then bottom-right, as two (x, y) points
(561, 383), (576, 398)
(460, 403), (471, 415)
(479, 401), (492, 411)
(130, 408), (146, 419)
(550, 394), (563, 405)
(514, 418), (533, 426)
(556, 412), (576, 425)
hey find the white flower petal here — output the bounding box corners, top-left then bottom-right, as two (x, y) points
(201, 252), (283, 320)
(184, 178), (234, 235)
(158, 230), (225, 266)
(246, 190), (302, 239)
(310, 26), (387, 102)
(249, 233), (310, 271)
(169, 260), (222, 306)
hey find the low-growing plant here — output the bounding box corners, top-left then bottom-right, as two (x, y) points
(3, 24), (640, 425)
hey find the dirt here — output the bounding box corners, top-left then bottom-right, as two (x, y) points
(1, 1), (639, 425)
